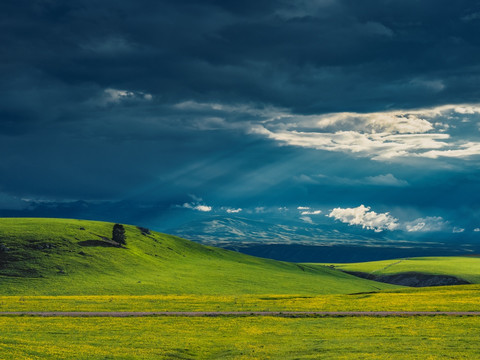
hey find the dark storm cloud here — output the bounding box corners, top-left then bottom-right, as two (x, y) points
(2, 0), (480, 236)
(3, 0), (480, 119)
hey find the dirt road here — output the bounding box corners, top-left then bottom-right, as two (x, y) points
(1, 311), (480, 317)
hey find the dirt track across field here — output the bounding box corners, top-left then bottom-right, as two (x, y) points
(1, 311), (480, 317)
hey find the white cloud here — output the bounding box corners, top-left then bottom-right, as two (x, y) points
(195, 205), (212, 212)
(301, 210), (322, 215)
(226, 208), (242, 213)
(474, 228), (480, 232)
(453, 227), (465, 233)
(171, 101), (480, 162)
(181, 203), (212, 212)
(327, 205), (399, 232)
(104, 88), (135, 103)
(421, 142), (480, 159)
(247, 103), (480, 161)
(300, 216), (314, 224)
(297, 206), (322, 215)
(405, 217), (447, 232)
(251, 126), (454, 160)
(314, 111), (434, 134)
(101, 88), (153, 105)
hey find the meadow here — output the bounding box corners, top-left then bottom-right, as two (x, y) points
(1, 316), (480, 359)
(1, 284), (480, 312)
(1, 218), (479, 359)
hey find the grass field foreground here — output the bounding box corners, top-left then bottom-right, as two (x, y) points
(1, 316), (479, 359)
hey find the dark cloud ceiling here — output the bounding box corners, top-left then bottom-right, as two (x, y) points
(1, 0), (480, 236)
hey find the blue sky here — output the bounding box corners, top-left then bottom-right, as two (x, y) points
(2, 0), (480, 240)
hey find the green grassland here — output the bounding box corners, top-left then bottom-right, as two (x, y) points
(2, 316), (480, 359)
(0, 218), (396, 295)
(325, 256), (480, 283)
(1, 284), (480, 312)
(2, 218), (480, 359)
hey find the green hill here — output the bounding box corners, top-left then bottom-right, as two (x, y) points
(325, 257), (480, 284)
(0, 218), (397, 295)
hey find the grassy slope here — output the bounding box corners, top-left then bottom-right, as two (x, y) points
(323, 257), (480, 283)
(0, 218), (397, 295)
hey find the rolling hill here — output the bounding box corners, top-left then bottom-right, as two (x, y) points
(0, 218), (397, 295)
(325, 257), (480, 286)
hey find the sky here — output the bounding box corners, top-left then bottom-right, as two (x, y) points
(2, 0), (480, 241)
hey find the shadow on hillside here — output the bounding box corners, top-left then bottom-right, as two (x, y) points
(78, 240), (119, 247)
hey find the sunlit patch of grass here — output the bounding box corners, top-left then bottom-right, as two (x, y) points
(321, 257), (480, 283)
(0, 218), (397, 295)
(1, 284), (480, 312)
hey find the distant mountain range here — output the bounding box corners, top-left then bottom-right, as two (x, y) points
(3, 198), (477, 262)
(167, 215), (480, 262)
(167, 215), (384, 246)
